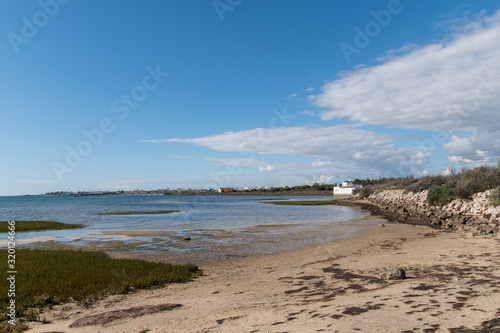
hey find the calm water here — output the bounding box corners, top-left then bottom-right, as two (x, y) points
(0, 195), (375, 261)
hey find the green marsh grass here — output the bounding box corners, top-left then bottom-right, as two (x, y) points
(0, 221), (83, 233)
(98, 210), (180, 215)
(0, 249), (200, 324)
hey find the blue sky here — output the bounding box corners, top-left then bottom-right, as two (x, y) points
(1, 0), (500, 195)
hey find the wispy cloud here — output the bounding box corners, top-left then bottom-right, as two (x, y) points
(170, 155), (298, 172)
(299, 110), (316, 117)
(17, 180), (54, 184)
(147, 125), (430, 177)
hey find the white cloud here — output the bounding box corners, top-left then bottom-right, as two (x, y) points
(170, 155), (298, 173)
(443, 134), (475, 157)
(375, 42), (421, 62)
(442, 168), (454, 176)
(312, 174), (335, 184)
(411, 151), (431, 165)
(437, 9), (490, 34)
(311, 10), (500, 167)
(168, 155), (367, 187)
(259, 165), (276, 172)
(443, 132), (500, 165)
(314, 12), (500, 132)
(312, 159), (333, 168)
(146, 125), (431, 177)
(305, 87), (314, 92)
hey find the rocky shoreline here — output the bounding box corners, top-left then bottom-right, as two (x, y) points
(347, 189), (500, 235)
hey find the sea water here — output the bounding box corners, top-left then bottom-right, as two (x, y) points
(0, 195), (376, 261)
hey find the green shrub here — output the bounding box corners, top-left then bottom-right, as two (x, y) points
(357, 186), (374, 199)
(407, 176), (448, 193)
(452, 166), (500, 199)
(427, 181), (456, 206)
(491, 187), (500, 207)
(24, 309), (39, 322)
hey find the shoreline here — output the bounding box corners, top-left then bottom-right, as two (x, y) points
(33, 191), (335, 197)
(333, 198), (444, 228)
(27, 201), (500, 332)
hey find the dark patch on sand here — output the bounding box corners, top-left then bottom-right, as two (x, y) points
(411, 284), (442, 291)
(285, 286), (308, 294)
(216, 315), (242, 325)
(423, 324), (440, 333)
(297, 275), (321, 280)
(342, 303), (384, 316)
(69, 303), (182, 327)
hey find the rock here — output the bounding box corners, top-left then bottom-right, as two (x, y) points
(183, 237), (191, 241)
(379, 223), (385, 227)
(430, 217), (441, 225)
(378, 268), (406, 280)
(486, 223), (497, 234)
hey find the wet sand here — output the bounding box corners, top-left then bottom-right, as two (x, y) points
(27, 210), (500, 332)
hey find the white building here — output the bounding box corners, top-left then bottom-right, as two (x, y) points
(333, 181), (363, 196)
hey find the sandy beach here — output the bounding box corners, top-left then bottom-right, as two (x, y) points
(26, 206), (500, 333)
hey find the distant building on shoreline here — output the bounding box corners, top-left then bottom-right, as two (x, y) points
(218, 187), (235, 192)
(333, 181), (363, 196)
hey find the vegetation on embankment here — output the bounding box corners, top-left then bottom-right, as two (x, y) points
(490, 187), (500, 207)
(356, 163), (500, 206)
(98, 210), (180, 215)
(0, 221), (83, 233)
(0, 249), (201, 329)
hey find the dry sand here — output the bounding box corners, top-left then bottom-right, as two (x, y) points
(28, 218), (500, 332)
